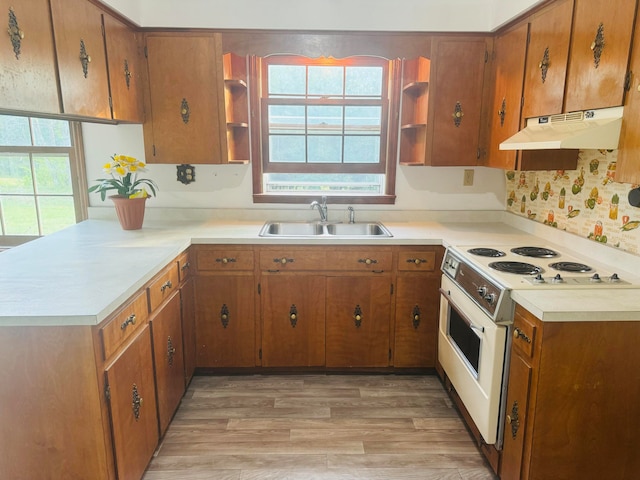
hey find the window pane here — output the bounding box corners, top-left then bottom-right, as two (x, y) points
(30, 118), (72, 147)
(33, 155), (73, 194)
(308, 66), (343, 97)
(0, 154), (34, 194)
(344, 136), (380, 163)
(268, 105), (305, 133)
(308, 136), (342, 163)
(345, 106), (381, 134)
(308, 106), (343, 135)
(345, 66), (383, 97)
(38, 197), (76, 234)
(0, 115), (31, 146)
(269, 135), (306, 162)
(1, 196), (38, 235)
(268, 65), (306, 96)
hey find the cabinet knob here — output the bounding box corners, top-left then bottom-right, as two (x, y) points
(216, 257), (237, 264)
(120, 313), (136, 330)
(289, 304), (298, 327)
(513, 327), (532, 343)
(180, 98), (190, 123)
(407, 258), (427, 265)
(358, 258), (377, 265)
(274, 257), (294, 265)
(353, 305), (363, 328)
(132, 383), (143, 420)
(220, 304), (230, 328)
(160, 280), (173, 293)
(412, 305), (421, 329)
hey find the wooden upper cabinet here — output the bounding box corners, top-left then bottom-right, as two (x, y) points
(616, 8), (640, 185)
(50, 0), (111, 119)
(522, 0), (574, 119)
(564, 0), (638, 112)
(426, 36), (488, 166)
(399, 56), (430, 165)
(486, 23), (529, 170)
(0, 0), (60, 114)
(103, 14), (144, 123)
(143, 33), (226, 164)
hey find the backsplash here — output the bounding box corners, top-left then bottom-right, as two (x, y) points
(505, 149), (640, 256)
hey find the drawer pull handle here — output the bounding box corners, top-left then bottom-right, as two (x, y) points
(167, 336), (176, 366)
(407, 258), (427, 265)
(274, 257), (294, 265)
(358, 258), (377, 265)
(289, 304), (298, 328)
(216, 257), (236, 264)
(132, 383), (143, 420)
(220, 304), (230, 328)
(160, 280), (173, 293)
(181, 261), (190, 271)
(120, 314), (136, 330)
(354, 305), (363, 328)
(412, 305), (421, 329)
(513, 327), (532, 343)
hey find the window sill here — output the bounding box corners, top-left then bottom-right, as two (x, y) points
(253, 194), (396, 205)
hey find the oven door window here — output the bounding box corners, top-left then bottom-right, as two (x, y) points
(448, 305), (481, 378)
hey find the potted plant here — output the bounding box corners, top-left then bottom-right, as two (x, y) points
(89, 155), (158, 230)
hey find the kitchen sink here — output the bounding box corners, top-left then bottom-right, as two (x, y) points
(259, 221), (392, 237)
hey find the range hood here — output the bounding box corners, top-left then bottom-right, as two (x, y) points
(499, 106), (623, 151)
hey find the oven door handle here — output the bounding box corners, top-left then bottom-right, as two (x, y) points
(439, 287), (485, 334)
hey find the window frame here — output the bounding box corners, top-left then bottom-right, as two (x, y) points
(251, 54), (400, 205)
(0, 121), (88, 246)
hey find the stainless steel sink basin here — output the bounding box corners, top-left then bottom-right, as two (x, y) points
(259, 221), (392, 237)
(325, 222), (392, 237)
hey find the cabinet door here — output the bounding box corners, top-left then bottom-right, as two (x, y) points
(195, 274), (256, 367)
(522, 0), (573, 118)
(261, 274), (326, 367)
(103, 14), (144, 122)
(564, 0), (637, 112)
(426, 37), (487, 166)
(393, 274), (440, 367)
(325, 275), (391, 367)
(181, 276), (196, 385)
(105, 324), (158, 480)
(150, 293), (185, 435)
(50, 0), (111, 119)
(615, 10), (640, 185)
(0, 0), (60, 114)
(144, 33), (226, 164)
(486, 23), (528, 170)
(500, 353), (532, 480)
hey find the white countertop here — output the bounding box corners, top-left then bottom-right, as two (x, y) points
(1, 213), (639, 326)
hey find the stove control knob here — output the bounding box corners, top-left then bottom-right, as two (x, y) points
(610, 273), (620, 282)
(533, 273), (545, 284)
(477, 285), (488, 297)
(590, 273), (602, 283)
(484, 293), (497, 306)
(552, 274), (564, 283)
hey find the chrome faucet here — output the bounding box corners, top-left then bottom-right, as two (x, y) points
(347, 206), (355, 224)
(310, 196), (328, 222)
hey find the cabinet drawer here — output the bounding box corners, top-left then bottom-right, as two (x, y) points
(100, 290), (149, 361)
(397, 250), (437, 271)
(259, 248), (326, 271)
(177, 250), (192, 282)
(326, 249), (393, 271)
(512, 308), (538, 358)
(147, 261), (179, 312)
(196, 246), (255, 271)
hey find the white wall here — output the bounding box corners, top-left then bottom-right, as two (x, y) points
(100, 0), (543, 32)
(82, 123), (506, 214)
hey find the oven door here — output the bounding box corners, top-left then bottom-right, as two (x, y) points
(438, 274), (508, 446)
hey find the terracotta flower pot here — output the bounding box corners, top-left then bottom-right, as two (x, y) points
(110, 195), (147, 230)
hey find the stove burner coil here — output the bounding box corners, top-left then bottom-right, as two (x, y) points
(510, 246), (559, 258)
(548, 261), (593, 273)
(488, 261), (543, 275)
(467, 248), (506, 257)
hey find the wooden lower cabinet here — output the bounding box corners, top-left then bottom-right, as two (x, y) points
(326, 274), (392, 367)
(181, 276), (197, 385)
(150, 292), (185, 435)
(195, 274), (256, 367)
(261, 274), (326, 367)
(104, 324), (159, 480)
(500, 305), (640, 479)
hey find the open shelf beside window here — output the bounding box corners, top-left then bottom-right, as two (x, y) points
(399, 57), (430, 166)
(223, 53), (250, 164)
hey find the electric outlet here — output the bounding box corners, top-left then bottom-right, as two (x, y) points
(463, 169), (474, 186)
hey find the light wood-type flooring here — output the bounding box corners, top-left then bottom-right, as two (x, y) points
(143, 374), (498, 479)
